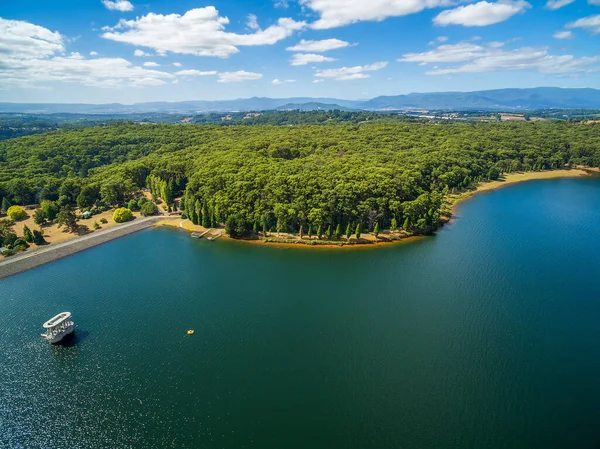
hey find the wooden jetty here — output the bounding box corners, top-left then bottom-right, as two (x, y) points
(191, 229), (211, 239)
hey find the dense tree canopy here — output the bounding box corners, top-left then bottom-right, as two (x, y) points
(0, 122), (598, 236)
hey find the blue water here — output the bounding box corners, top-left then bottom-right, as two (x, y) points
(1, 178), (600, 448)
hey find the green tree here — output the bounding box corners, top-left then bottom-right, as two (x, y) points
(7, 206), (27, 221)
(299, 225), (303, 239)
(140, 201), (158, 217)
(201, 203), (210, 228)
(335, 224), (342, 239)
(33, 209), (47, 226)
(127, 199), (140, 211)
(346, 223), (352, 240)
(317, 225), (322, 240)
(0, 218), (15, 246)
(41, 200), (59, 221)
(325, 226), (332, 240)
(137, 196), (149, 209)
(307, 225), (312, 239)
(113, 207), (133, 223)
(373, 222), (380, 238)
(76, 185), (99, 209)
(355, 223), (361, 239)
(390, 218), (397, 231)
(403, 217), (411, 231)
(487, 167), (500, 180)
(23, 224), (34, 243)
(1, 197), (11, 214)
(56, 206), (78, 233)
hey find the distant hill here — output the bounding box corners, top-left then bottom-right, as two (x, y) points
(2, 88), (600, 114)
(362, 88), (600, 110)
(275, 102), (356, 111)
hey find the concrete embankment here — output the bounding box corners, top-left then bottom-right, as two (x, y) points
(0, 216), (178, 280)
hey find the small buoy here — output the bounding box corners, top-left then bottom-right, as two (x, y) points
(187, 329), (195, 335)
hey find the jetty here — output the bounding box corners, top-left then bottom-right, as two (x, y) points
(191, 229), (211, 239)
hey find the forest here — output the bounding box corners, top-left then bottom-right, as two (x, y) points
(1, 121), (599, 238)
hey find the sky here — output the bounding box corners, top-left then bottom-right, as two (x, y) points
(0, 0), (599, 103)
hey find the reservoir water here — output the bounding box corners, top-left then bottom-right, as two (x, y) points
(2, 178), (600, 449)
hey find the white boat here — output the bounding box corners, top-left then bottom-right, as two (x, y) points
(41, 312), (75, 344)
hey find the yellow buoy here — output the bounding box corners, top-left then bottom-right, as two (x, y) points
(187, 329), (195, 335)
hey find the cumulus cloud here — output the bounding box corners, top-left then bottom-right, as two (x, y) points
(290, 53), (337, 66)
(175, 69), (218, 76)
(272, 78), (296, 84)
(89, 51), (99, 56)
(143, 61), (160, 67)
(102, 0), (134, 12)
(102, 7), (305, 58)
(0, 18), (64, 59)
(0, 18), (176, 89)
(545, 0), (575, 9)
(217, 71), (263, 83)
(399, 41), (599, 75)
(567, 15), (600, 34)
(315, 61), (387, 80)
(173, 62), (182, 67)
(553, 30), (574, 39)
(134, 49), (151, 56)
(434, 1), (530, 27)
(286, 38), (350, 52)
(299, 0), (454, 29)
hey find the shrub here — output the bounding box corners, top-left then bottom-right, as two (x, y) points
(23, 225), (34, 243)
(127, 199), (140, 211)
(140, 201), (158, 217)
(113, 207), (133, 223)
(7, 205), (27, 221)
(41, 200), (59, 220)
(93, 221), (101, 230)
(137, 196), (148, 209)
(100, 218), (108, 224)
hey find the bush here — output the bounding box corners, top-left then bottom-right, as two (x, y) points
(137, 196), (148, 209)
(113, 207), (133, 223)
(7, 205), (27, 221)
(93, 221), (101, 230)
(140, 201), (158, 217)
(1, 248), (15, 257)
(23, 225), (34, 243)
(127, 199), (140, 211)
(100, 218), (108, 224)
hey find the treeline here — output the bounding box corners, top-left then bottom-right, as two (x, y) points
(1, 122), (599, 236)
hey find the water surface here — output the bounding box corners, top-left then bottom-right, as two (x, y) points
(2, 178), (600, 448)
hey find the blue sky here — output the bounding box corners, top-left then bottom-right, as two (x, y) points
(1, 0), (599, 103)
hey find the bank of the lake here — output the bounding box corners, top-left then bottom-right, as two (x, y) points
(2, 177), (600, 449)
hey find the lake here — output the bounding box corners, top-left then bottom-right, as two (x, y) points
(2, 178), (600, 449)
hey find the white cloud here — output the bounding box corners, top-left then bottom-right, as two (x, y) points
(315, 61), (387, 80)
(0, 18), (64, 59)
(437, 36), (449, 42)
(217, 71), (263, 83)
(0, 18), (175, 89)
(247, 14), (260, 30)
(102, 7), (306, 58)
(290, 53), (337, 66)
(89, 51), (99, 56)
(134, 49), (151, 56)
(545, 0), (575, 9)
(434, 1), (530, 27)
(553, 30), (574, 39)
(272, 78), (296, 84)
(274, 0), (289, 7)
(143, 61), (160, 67)
(399, 41), (599, 75)
(313, 79), (325, 83)
(286, 38), (350, 52)
(589, 0), (600, 5)
(567, 15), (600, 34)
(102, 0), (134, 12)
(175, 69), (218, 76)
(173, 62), (182, 67)
(299, 0), (454, 29)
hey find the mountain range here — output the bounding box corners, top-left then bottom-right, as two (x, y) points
(2, 87), (600, 114)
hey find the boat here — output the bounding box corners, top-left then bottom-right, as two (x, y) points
(41, 312), (74, 344)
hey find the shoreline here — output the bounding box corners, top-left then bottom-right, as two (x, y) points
(1, 168), (597, 280)
(448, 168), (597, 215)
(0, 216), (178, 280)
